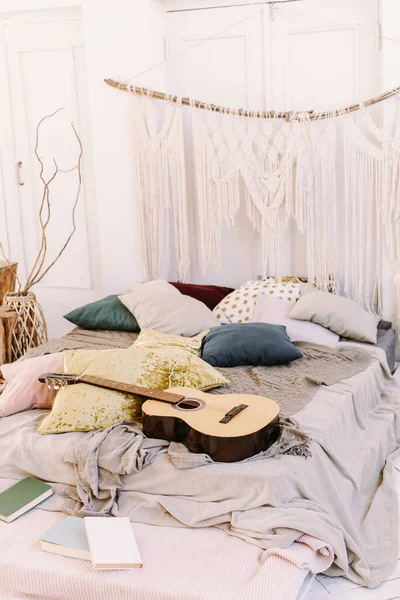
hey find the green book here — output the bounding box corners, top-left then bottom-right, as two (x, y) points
(0, 477), (53, 523)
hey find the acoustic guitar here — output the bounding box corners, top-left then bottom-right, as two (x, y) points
(39, 373), (280, 462)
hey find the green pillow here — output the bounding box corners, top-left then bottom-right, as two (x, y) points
(64, 295), (140, 332)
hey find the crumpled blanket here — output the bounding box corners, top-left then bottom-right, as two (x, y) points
(63, 421), (311, 516)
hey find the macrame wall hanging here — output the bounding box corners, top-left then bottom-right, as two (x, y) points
(108, 78), (400, 331)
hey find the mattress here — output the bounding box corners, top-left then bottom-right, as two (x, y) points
(340, 325), (396, 373)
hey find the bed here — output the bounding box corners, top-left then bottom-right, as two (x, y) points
(0, 327), (399, 600)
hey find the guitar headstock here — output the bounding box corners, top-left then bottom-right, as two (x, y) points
(38, 373), (77, 390)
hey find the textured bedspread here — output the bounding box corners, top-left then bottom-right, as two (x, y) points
(1, 343), (399, 589)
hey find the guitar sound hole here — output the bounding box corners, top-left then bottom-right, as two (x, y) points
(177, 399), (201, 410)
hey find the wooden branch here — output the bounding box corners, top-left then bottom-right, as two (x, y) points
(28, 120), (83, 288)
(105, 78), (400, 120)
(24, 107), (65, 292)
(24, 162), (59, 292)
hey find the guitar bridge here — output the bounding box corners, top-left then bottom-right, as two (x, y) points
(219, 404), (248, 424)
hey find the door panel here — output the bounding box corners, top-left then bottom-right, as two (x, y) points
(2, 13), (101, 337)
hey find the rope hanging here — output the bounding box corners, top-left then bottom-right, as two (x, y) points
(105, 78), (400, 121)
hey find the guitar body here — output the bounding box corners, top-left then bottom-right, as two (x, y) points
(142, 387), (280, 463)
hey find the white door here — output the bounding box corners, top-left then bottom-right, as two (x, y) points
(1, 9), (101, 338)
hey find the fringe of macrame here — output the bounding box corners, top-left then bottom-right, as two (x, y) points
(129, 91), (190, 281)
(342, 117), (383, 314)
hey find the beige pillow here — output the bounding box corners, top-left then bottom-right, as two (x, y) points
(289, 291), (379, 343)
(119, 280), (219, 336)
(134, 329), (208, 355)
(37, 345), (228, 435)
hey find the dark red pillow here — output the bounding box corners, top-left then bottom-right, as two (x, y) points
(169, 282), (234, 311)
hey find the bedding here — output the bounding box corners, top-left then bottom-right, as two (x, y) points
(0, 336), (399, 591)
(212, 278), (301, 324)
(289, 290), (380, 343)
(134, 328), (207, 355)
(201, 322), (303, 367)
(19, 324), (397, 377)
(37, 345), (228, 434)
(0, 353), (62, 417)
(55, 347), (400, 588)
(0, 501), (333, 600)
(208, 342), (372, 417)
(64, 294), (140, 332)
(169, 282), (235, 310)
(119, 280), (220, 336)
(341, 326), (397, 374)
(253, 295), (340, 345)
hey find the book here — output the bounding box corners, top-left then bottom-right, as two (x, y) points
(40, 516), (90, 561)
(84, 517), (142, 569)
(0, 477), (53, 523)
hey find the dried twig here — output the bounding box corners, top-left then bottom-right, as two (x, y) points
(24, 107), (65, 292)
(27, 121), (83, 289)
(22, 110), (83, 293)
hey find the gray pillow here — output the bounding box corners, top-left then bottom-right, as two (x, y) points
(201, 323), (303, 368)
(289, 291), (379, 344)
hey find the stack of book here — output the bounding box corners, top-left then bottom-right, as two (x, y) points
(0, 477), (142, 570)
(41, 516), (143, 569)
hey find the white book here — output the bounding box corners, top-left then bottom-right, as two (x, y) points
(84, 517), (143, 570)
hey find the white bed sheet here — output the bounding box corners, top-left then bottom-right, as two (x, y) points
(0, 500), (327, 600)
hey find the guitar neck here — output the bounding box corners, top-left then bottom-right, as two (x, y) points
(78, 375), (184, 405)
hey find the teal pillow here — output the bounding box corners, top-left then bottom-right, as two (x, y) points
(201, 323), (302, 368)
(64, 295), (140, 332)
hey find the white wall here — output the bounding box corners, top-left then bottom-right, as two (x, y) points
(81, 0), (167, 295)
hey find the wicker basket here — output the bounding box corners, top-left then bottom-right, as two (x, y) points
(3, 292), (48, 361)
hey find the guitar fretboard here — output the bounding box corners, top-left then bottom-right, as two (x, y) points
(79, 375), (185, 404)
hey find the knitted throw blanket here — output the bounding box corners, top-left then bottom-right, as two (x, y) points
(210, 342), (372, 418)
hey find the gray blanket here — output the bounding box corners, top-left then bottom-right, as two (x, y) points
(210, 342), (372, 417)
(55, 344), (400, 589)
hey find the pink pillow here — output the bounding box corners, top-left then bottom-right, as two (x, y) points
(0, 353), (63, 417)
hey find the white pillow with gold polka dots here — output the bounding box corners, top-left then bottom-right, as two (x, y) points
(212, 279), (270, 324)
(212, 278), (301, 324)
(257, 278), (301, 302)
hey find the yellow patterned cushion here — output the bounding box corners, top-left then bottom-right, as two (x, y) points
(212, 279), (301, 324)
(37, 345), (228, 435)
(134, 329), (208, 355)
